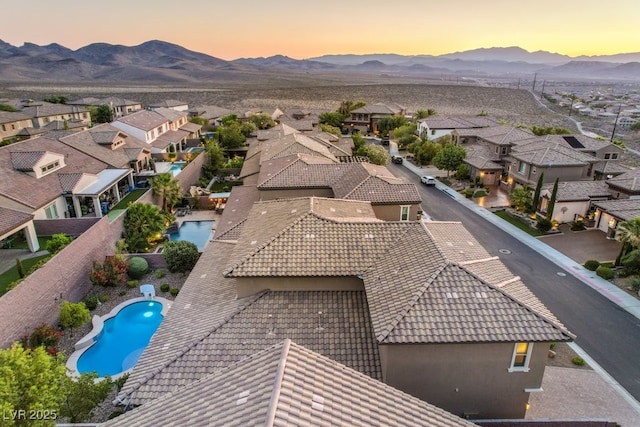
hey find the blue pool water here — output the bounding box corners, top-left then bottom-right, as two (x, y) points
(168, 162), (185, 177)
(77, 301), (163, 377)
(169, 220), (214, 251)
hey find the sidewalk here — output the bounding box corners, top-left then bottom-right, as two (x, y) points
(401, 159), (640, 424)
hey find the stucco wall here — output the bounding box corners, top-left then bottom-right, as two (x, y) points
(379, 342), (548, 419)
(236, 276), (363, 298)
(0, 214), (126, 348)
(34, 217), (100, 237)
(371, 203), (420, 221)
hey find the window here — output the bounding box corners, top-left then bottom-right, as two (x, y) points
(40, 160), (60, 175)
(604, 153), (619, 160)
(501, 147), (508, 155)
(45, 203), (59, 219)
(1, 124), (5, 131)
(509, 342), (533, 372)
(400, 205), (410, 221)
(518, 161), (526, 174)
(532, 166), (537, 174)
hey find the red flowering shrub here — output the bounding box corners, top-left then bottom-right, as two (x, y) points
(20, 323), (62, 356)
(89, 255), (130, 287)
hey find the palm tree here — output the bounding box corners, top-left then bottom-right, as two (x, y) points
(151, 173), (182, 212)
(615, 217), (640, 265)
(123, 203), (165, 253)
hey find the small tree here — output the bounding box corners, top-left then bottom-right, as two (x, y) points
(15, 257), (24, 278)
(546, 178), (559, 221)
(361, 144), (390, 165)
(89, 256), (129, 287)
(163, 240), (199, 273)
(432, 144), (466, 176)
(123, 203), (166, 253)
(94, 104), (113, 124)
(59, 301), (90, 336)
(46, 233), (73, 254)
(151, 173), (182, 213)
(61, 373), (114, 423)
(319, 111), (346, 128)
(532, 172), (545, 214)
(247, 113), (276, 130)
(509, 187), (533, 212)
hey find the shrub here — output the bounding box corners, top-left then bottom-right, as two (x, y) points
(16, 258), (24, 278)
(549, 342), (557, 350)
(90, 256), (129, 287)
(98, 295), (109, 303)
(46, 233), (73, 254)
(630, 277), (640, 292)
(155, 269), (166, 279)
(536, 216), (553, 233)
(163, 240), (200, 273)
(170, 288), (180, 297)
(22, 323), (62, 355)
(115, 373), (130, 392)
(59, 301), (90, 332)
(596, 265), (614, 280)
(119, 290), (127, 296)
(621, 249), (640, 275)
(570, 221), (586, 231)
(160, 283), (170, 292)
(127, 257), (149, 279)
(83, 294), (99, 311)
(127, 280), (139, 288)
(583, 259), (600, 271)
(572, 356), (585, 366)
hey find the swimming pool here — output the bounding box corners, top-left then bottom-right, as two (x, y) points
(67, 297), (169, 378)
(168, 161), (185, 177)
(169, 220), (214, 252)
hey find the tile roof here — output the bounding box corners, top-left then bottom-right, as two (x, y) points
(332, 163), (422, 204)
(115, 109), (169, 131)
(9, 151), (46, 171)
(260, 133), (339, 163)
(511, 140), (598, 166)
(592, 199), (640, 221)
(606, 168), (640, 192)
(524, 134), (621, 152)
(595, 160), (632, 175)
(20, 103), (89, 118)
(0, 206), (33, 237)
(153, 107), (187, 122)
(0, 138), (109, 209)
(257, 154), (342, 189)
(0, 110), (31, 124)
(213, 185), (260, 239)
(256, 123), (299, 141)
(419, 116), (497, 129)
(106, 340), (477, 427)
(58, 124), (147, 168)
(188, 104), (234, 120)
(365, 222), (572, 344)
(225, 198), (392, 277)
(148, 99), (188, 108)
(540, 180), (612, 201)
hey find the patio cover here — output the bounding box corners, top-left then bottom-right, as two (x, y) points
(73, 169), (131, 197)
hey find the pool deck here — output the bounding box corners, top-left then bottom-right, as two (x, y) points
(175, 210), (221, 228)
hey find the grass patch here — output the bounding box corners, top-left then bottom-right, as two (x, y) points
(494, 210), (543, 237)
(111, 189), (147, 211)
(0, 254), (51, 295)
(5, 235), (52, 250)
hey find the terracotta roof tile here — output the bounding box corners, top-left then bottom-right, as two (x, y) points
(0, 207), (33, 236)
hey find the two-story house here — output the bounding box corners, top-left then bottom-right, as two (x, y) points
(0, 111), (33, 142)
(20, 102), (91, 129)
(67, 97), (143, 118)
(418, 116), (497, 140)
(147, 99), (189, 112)
(343, 103), (406, 134)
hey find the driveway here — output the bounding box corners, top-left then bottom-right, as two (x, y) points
(538, 223), (621, 265)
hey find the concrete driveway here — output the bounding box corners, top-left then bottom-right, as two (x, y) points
(538, 223), (621, 265)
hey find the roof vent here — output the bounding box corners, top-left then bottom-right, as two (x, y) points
(446, 292), (459, 299)
(250, 240), (257, 245)
(330, 208), (336, 212)
(364, 233), (374, 239)
(316, 311), (324, 331)
(446, 242), (453, 246)
(467, 241), (474, 246)
(261, 211), (267, 215)
(236, 390), (251, 405)
(305, 233), (315, 238)
(356, 209), (362, 213)
(291, 209), (297, 213)
(200, 274), (207, 279)
(267, 314), (275, 335)
(475, 292), (488, 299)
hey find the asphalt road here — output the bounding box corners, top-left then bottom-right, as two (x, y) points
(389, 163), (640, 401)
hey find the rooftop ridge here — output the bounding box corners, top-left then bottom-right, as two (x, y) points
(454, 262), (575, 340)
(264, 339), (292, 427)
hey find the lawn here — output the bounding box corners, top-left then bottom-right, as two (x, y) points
(6, 235), (51, 250)
(107, 189), (148, 221)
(493, 210), (543, 237)
(0, 254), (51, 295)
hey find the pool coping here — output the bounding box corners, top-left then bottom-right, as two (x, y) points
(66, 296), (171, 380)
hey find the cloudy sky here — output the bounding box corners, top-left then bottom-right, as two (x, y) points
(2, 0), (637, 60)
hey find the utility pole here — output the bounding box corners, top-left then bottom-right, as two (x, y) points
(568, 94), (576, 117)
(611, 103), (622, 142)
(532, 73), (537, 92)
(540, 81), (546, 100)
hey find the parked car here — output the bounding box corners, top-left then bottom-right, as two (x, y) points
(391, 155), (403, 164)
(381, 136), (390, 146)
(421, 176), (436, 186)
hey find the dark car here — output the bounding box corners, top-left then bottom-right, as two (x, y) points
(381, 136), (390, 146)
(391, 155), (403, 164)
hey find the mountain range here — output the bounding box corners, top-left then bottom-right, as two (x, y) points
(0, 40), (639, 84)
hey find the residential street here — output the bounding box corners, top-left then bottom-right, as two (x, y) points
(389, 162), (640, 402)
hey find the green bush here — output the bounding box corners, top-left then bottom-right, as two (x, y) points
(570, 221), (586, 231)
(21, 323), (62, 355)
(621, 249), (640, 275)
(595, 266), (614, 280)
(155, 269), (166, 279)
(83, 294), (99, 311)
(127, 257), (149, 279)
(98, 295), (109, 303)
(127, 280), (139, 288)
(583, 259), (600, 271)
(630, 277), (640, 292)
(45, 233), (73, 254)
(536, 216), (553, 233)
(59, 301), (90, 331)
(163, 240), (200, 273)
(572, 356), (585, 366)
(170, 288), (180, 297)
(160, 283), (170, 292)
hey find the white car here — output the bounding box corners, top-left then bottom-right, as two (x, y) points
(421, 176), (436, 186)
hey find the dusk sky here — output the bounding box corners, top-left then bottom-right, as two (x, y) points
(2, 0), (638, 60)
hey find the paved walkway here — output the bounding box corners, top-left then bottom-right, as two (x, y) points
(402, 159), (640, 424)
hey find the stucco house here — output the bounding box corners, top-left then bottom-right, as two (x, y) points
(116, 197), (573, 420)
(536, 180), (612, 224)
(0, 136), (134, 246)
(591, 199), (640, 237)
(0, 111), (33, 142)
(67, 96), (143, 118)
(105, 340), (478, 427)
(19, 102), (91, 129)
(147, 99), (189, 112)
(418, 116), (497, 140)
(342, 102), (406, 134)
